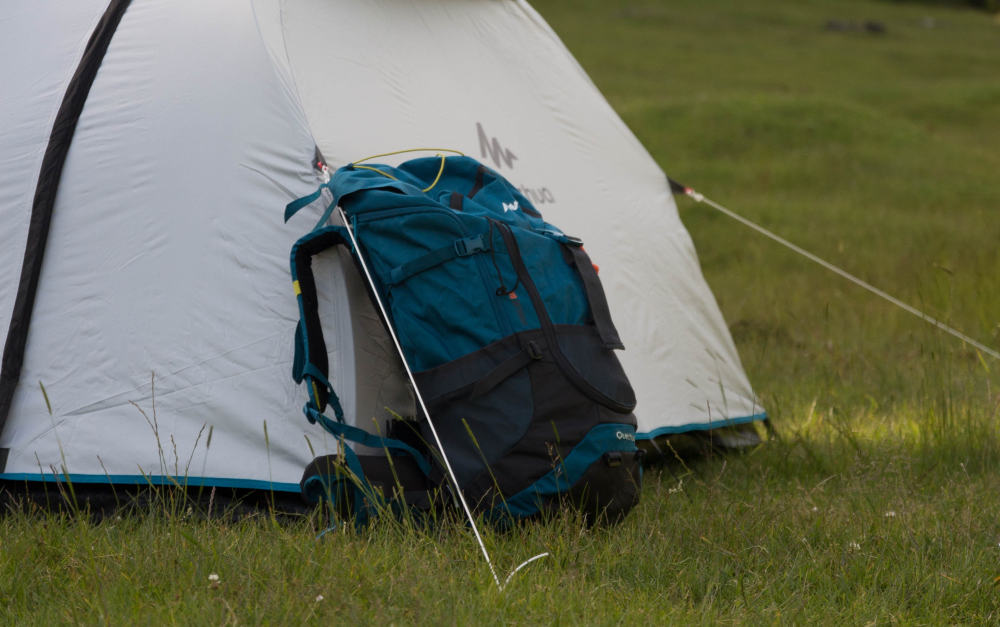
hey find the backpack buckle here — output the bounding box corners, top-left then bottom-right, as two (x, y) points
(454, 234), (485, 256)
(526, 340), (544, 360)
(603, 451), (623, 468)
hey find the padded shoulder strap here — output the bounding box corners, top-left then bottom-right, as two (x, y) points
(290, 225), (353, 416)
(289, 215), (433, 498)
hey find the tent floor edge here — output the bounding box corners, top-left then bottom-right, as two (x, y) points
(639, 422), (764, 463)
(0, 479), (314, 521)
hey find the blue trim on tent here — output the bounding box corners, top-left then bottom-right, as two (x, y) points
(636, 412), (767, 441)
(0, 415), (768, 490)
(0, 472), (300, 493)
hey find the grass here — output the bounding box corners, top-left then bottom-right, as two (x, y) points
(3, 0), (1000, 623)
(3, 405), (999, 623)
(541, 0), (1000, 412)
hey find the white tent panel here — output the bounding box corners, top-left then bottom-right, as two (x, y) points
(1, 0), (761, 490)
(1, 0), (340, 487)
(0, 2), (109, 333)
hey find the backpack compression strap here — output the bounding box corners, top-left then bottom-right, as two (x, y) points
(303, 406), (430, 476)
(563, 245), (624, 350)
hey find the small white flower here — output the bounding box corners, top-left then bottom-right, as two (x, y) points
(884, 510), (896, 518)
(811, 506), (819, 513)
(315, 594), (324, 602)
(208, 573), (220, 582)
(848, 541), (861, 551)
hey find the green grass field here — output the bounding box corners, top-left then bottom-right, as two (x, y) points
(3, 1), (1000, 623)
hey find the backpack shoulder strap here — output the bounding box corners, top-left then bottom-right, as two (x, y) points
(290, 225), (353, 416)
(288, 200), (433, 478)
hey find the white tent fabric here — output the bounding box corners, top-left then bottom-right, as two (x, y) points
(0, 0), (762, 491)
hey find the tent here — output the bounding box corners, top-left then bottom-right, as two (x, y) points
(0, 0), (764, 496)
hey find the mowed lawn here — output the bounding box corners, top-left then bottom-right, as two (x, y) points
(3, 0), (1000, 623)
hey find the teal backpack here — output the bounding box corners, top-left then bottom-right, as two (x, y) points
(286, 155), (642, 525)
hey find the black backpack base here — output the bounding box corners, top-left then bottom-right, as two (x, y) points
(300, 432), (644, 529)
(300, 450), (442, 526)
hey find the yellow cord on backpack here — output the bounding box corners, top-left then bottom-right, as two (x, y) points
(352, 147), (464, 164)
(350, 148), (458, 193)
(352, 164), (401, 182)
(422, 154), (446, 193)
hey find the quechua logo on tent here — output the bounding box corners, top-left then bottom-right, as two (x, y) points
(475, 122), (556, 207)
(477, 122), (517, 170)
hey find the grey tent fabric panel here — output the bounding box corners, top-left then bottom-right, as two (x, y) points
(0, 0), (761, 488)
(0, 0), (343, 485)
(0, 0), (133, 468)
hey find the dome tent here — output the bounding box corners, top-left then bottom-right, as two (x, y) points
(0, 0), (763, 496)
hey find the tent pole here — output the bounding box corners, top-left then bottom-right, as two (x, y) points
(336, 207), (547, 591)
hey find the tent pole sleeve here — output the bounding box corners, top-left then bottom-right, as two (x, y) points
(0, 0), (133, 465)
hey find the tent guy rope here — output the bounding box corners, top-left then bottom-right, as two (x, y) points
(669, 179), (1000, 362)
